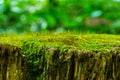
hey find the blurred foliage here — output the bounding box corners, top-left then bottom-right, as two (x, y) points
(0, 0), (120, 34)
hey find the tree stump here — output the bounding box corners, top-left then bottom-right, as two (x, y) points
(0, 43), (27, 80)
(46, 48), (120, 80)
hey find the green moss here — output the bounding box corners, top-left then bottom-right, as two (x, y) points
(0, 32), (120, 50)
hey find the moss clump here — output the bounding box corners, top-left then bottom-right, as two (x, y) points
(0, 32), (120, 50)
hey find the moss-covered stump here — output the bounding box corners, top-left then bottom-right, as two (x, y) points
(1, 33), (120, 80)
(22, 41), (120, 80)
(0, 43), (27, 80)
(46, 48), (120, 80)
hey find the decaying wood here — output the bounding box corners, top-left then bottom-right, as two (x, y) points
(0, 43), (27, 80)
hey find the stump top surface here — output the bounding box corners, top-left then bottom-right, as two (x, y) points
(0, 32), (120, 50)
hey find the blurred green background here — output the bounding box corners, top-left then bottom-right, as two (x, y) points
(0, 0), (120, 34)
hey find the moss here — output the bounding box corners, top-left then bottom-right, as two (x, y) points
(0, 32), (120, 50)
